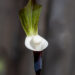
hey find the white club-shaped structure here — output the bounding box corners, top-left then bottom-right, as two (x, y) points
(25, 35), (48, 51)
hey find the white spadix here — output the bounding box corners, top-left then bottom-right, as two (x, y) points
(25, 35), (48, 51)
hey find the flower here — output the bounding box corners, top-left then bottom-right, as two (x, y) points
(25, 35), (48, 51)
(19, 0), (48, 51)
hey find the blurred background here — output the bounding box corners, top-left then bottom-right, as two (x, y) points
(0, 0), (75, 75)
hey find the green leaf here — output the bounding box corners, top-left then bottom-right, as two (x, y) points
(19, 0), (42, 36)
(0, 59), (5, 72)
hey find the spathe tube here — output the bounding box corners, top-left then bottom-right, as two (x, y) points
(25, 35), (48, 75)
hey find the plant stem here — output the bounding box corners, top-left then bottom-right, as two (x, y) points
(33, 51), (42, 75)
